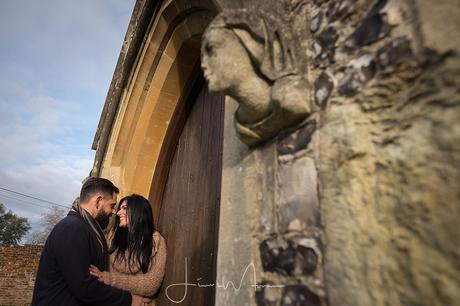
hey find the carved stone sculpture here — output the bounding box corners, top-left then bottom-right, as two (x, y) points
(201, 10), (311, 146)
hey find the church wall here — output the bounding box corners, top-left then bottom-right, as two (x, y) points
(92, 0), (218, 213)
(92, 0), (460, 305)
(208, 0), (460, 305)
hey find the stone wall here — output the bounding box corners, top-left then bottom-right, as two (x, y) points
(0, 245), (42, 306)
(311, 1), (460, 305)
(217, 101), (324, 305)
(209, 1), (327, 305)
(210, 0), (460, 305)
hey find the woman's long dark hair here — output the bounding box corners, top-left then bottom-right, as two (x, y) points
(109, 194), (154, 273)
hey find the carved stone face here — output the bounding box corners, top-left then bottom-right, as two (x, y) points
(201, 28), (249, 94)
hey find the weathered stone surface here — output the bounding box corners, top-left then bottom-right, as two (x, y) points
(310, 11), (323, 33)
(314, 27), (338, 65)
(415, 0), (460, 52)
(338, 54), (376, 97)
(343, 0), (390, 50)
(306, 2), (460, 305)
(211, 1), (460, 306)
(289, 233), (325, 289)
(376, 37), (415, 71)
(277, 156), (320, 232)
(259, 232), (324, 279)
(255, 281), (282, 306)
(327, 0), (355, 22)
(216, 100), (276, 306)
(258, 232), (325, 304)
(260, 237), (296, 275)
(277, 120), (317, 155)
(297, 245), (318, 274)
(314, 72), (334, 109)
(319, 51), (460, 306)
(281, 285), (321, 306)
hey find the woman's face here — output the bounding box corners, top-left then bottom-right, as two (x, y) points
(116, 200), (129, 228)
(201, 28), (250, 94)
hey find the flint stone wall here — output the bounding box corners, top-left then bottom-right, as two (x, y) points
(212, 0), (460, 305)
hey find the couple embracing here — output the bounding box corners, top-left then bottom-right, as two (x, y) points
(32, 177), (167, 306)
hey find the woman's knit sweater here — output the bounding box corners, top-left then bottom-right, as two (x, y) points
(102, 231), (167, 298)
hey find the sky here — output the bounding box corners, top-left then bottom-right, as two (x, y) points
(0, 0), (136, 241)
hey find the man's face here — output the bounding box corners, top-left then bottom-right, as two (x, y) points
(95, 193), (117, 229)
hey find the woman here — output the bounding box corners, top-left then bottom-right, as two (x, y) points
(89, 194), (167, 303)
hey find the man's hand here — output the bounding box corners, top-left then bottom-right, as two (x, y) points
(89, 265), (109, 284)
(131, 294), (152, 306)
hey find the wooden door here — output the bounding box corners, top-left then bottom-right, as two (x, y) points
(156, 81), (224, 305)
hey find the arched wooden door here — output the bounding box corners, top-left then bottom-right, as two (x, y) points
(156, 78), (224, 305)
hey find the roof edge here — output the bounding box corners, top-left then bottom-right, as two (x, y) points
(91, 0), (161, 177)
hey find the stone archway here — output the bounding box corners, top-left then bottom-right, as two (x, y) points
(91, 1), (223, 303)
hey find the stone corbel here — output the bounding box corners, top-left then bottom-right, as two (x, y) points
(201, 7), (311, 147)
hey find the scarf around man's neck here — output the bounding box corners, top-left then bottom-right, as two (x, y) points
(71, 201), (109, 270)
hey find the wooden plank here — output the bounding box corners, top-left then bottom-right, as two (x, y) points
(156, 82), (224, 306)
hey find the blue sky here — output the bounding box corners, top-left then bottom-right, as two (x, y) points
(0, 0), (136, 239)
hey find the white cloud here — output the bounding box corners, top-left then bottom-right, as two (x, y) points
(0, 156), (93, 239)
(0, 82), (71, 167)
(0, 156), (92, 206)
(0, 0), (135, 94)
(0, 0), (136, 240)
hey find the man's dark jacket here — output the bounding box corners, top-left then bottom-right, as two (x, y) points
(31, 211), (131, 306)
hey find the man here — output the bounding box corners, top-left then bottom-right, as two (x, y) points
(32, 177), (149, 306)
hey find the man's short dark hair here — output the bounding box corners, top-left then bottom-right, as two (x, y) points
(79, 177), (120, 203)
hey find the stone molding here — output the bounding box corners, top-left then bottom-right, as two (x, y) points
(94, 0), (218, 200)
